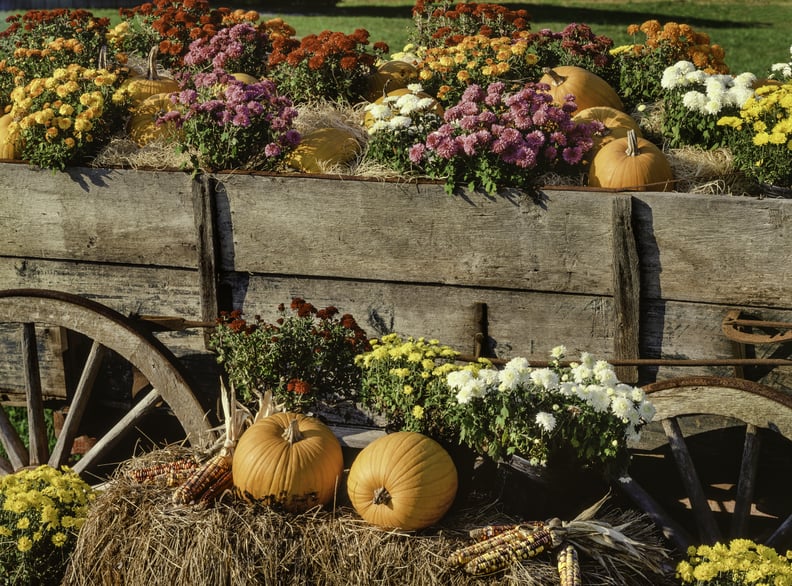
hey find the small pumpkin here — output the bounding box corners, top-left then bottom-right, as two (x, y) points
(231, 72), (260, 85)
(573, 106), (643, 157)
(346, 431), (458, 531)
(285, 127), (362, 173)
(0, 113), (21, 160)
(232, 412), (343, 513)
(365, 60), (419, 102)
(588, 129), (674, 191)
(127, 93), (183, 147)
(540, 66), (624, 113)
(122, 46), (180, 106)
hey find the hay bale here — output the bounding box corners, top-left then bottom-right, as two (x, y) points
(62, 448), (675, 586)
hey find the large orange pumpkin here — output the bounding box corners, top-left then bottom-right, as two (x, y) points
(122, 46), (180, 106)
(365, 60), (419, 102)
(346, 432), (458, 531)
(540, 66), (624, 113)
(232, 412), (344, 512)
(588, 129), (674, 191)
(285, 127), (362, 173)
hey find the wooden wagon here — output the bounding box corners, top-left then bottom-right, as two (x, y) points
(2, 161), (791, 555)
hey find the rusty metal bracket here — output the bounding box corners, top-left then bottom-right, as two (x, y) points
(722, 309), (792, 345)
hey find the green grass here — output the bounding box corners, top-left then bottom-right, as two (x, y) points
(1, 0), (790, 75)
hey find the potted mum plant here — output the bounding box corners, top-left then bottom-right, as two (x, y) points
(355, 333), (492, 446)
(208, 298), (370, 414)
(0, 465), (95, 586)
(717, 81), (792, 196)
(446, 346), (656, 516)
(409, 81), (604, 194)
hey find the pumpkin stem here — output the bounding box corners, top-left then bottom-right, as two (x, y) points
(146, 46), (163, 81)
(542, 67), (565, 87)
(372, 486), (391, 505)
(282, 417), (304, 444)
(97, 45), (108, 71)
(625, 129), (639, 157)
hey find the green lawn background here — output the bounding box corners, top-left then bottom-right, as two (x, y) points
(1, 0), (790, 76)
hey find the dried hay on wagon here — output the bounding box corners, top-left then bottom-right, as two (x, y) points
(62, 446), (674, 586)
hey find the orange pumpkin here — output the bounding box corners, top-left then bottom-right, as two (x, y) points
(365, 60), (419, 102)
(346, 432), (458, 530)
(573, 106), (643, 157)
(285, 127), (362, 173)
(540, 66), (624, 113)
(588, 129), (674, 191)
(232, 412), (343, 513)
(127, 93), (183, 147)
(122, 47), (180, 106)
(0, 113), (21, 160)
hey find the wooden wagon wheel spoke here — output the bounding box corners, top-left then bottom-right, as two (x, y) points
(0, 404), (28, 470)
(619, 376), (792, 554)
(662, 417), (722, 544)
(49, 341), (108, 469)
(22, 322), (48, 466)
(72, 388), (162, 478)
(0, 288), (216, 483)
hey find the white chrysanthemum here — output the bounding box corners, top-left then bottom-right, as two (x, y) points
(368, 120), (389, 135)
(638, 400), (657, 423)
(661, 61), (696, 88)
(497, 366), (520, 392)
(558, 381), (577, 396)
(447, 369), (474, 390)
(365, 103), (392, 120)
(579, 352), (595, 369)
(728, 85), (756, 108)
(593, 361), (618, 386)
(703, 99), (723, 115)
(611, 395), (638, 424)
(387, 115), (413, 130)
(586, 385), (611, 413)
(570, 361), (593, 383)
(626, 385), (645, 402)
(505, 356), (531, 371)
(477, 367), (500, 388)
(771, 61), (792, 80)
(395, 93), (421, 114)
(406, 82), (424, 93)
(530, 368), (559, 390)
(682, 90), (708, 113)
(416, 97), (437, 112)
(535, 411), (557, 433)
(455, 386), (476, 404)
(550, 345), (566, 359)
(732, 71), (757, 89)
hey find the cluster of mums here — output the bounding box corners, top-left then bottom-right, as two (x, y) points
(0, 1), (790, 193)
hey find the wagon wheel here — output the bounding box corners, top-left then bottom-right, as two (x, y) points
(0, 289), (216, 482)
(615, 376), (792, 554)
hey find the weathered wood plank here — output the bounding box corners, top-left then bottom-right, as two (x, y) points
(214, 176), (617, 295)
(0, 164), (197, 268)
(631, 192), (792, 308)
(612, 195), (641, 383)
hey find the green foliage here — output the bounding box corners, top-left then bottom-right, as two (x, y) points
(355, 333), (490, 445)
(0, 466), (95, 586)
(208, 299), (370, 412)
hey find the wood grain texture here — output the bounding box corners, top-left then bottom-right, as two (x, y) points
(0, 164), (197, 268)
